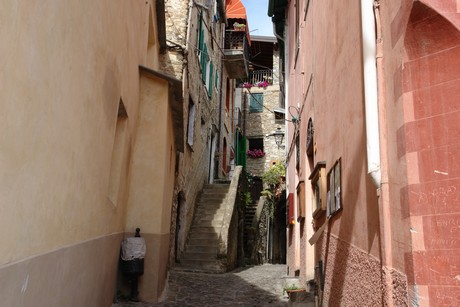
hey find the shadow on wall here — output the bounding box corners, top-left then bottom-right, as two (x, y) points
(320, 127), (381, 306)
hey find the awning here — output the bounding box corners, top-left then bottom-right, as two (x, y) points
(226, 0), (247, 19)
(225, 0), (251, 45)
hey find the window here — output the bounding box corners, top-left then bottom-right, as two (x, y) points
(274, 108), (285, 123)
(201, 44), (208, 81)
(225, 78), (230, 111)
(309, 161), (326, 217)
(248, 138), (264, 151)
(222, 138), (227, 175)
(197, 11), (205, 59)
(297, 181), (305, 220)
(215, 67), (219, 93)
(187, 98), (195, 146)
(327, 159), (342, 217)
(249, 93), (263, 113)
(206, 61), (213, 97)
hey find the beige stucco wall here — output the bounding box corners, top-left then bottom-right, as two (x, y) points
(0, 0), (176, 305)
(125, 74), (176, 301)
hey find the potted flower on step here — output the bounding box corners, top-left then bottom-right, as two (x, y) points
(283, 284), (308, 302)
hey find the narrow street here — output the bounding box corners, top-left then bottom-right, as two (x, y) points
(113, 264), (291, 307)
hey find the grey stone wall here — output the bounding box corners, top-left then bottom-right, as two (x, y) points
(245, 85), (285, 177)
(165, 0), (227, 264)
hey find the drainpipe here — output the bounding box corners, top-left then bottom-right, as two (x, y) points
(360, 0), (381, 188)
(362, 2), (395, 305)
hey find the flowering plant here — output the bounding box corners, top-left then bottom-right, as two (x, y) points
(241, 82), (253, 89)
(256, 80), (270, 89)
(247, 149), (265, 158)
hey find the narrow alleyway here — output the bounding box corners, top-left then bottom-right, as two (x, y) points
(113, 264), (290, 307)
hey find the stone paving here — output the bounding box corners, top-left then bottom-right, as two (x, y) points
(113, 264), (291, 307)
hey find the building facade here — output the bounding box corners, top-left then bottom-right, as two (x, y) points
(0, 0), (183, 305)
(274, 0), (460, 305)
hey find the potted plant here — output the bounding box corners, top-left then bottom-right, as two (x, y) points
(247, 149), (265, 158)
(233, 22), (246, 31)
(283, 284), (307, 302)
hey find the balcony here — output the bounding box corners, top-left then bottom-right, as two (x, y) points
(248, 70), (274, 86)
(224, 29), (250, 79)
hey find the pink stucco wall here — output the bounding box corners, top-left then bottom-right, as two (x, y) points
(286, 0), (459, 305)
(399, 2), (460, 305)
(285, 0), (382, 296)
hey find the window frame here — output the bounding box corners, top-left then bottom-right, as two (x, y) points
(326, 159), (342, 217)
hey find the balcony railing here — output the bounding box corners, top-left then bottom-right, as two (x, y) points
(248, 70), (274, 85)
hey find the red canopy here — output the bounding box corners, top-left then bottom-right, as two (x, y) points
(226, 0), (247, 19)
(226, 0), (251, 45)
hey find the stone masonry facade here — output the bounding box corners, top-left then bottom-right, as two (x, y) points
(245, 84), (284, 178)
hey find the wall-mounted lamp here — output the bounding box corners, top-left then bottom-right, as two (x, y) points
(270, 127), (284, 148)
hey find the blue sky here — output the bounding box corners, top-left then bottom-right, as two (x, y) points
(241, 0), (274, 37)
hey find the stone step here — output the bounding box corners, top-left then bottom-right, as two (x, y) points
(190, 225), (221, 233)
(197, 197), (227, 205)
(188, 237), (220, 245)
(189, 231), (220, 238)
(201, 190), (229, 197)
(185, 245), (218, 253)
(194, 214), (224, 223)
(204, 183), (230, 190)
(195, 207), (226, 215)
(179, 183), (230, 274)
(182, 251), (217, 260)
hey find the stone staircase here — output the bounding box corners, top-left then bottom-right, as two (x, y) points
(178, 183), (231, 273)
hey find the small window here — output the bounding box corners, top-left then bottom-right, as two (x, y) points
(327, 159), (342, 217)
(297, 181), (305, 220)
(187, 98), (195, 146)
(248, 138), (264, 151)
(309, 161), (326, 217)
(274, 108), (285, 122)
(250, 93), (264, 113)
(294, 0), (300, 67)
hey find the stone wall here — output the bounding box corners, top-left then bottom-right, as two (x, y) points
(245, 84), (284, 177)
(165, 0), (227, 265)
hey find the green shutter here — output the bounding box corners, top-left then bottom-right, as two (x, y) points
(237, 135), (247, 168)
(201, 45), (207, 81)
(249, 93), (264, 113)
(208, 62), (213, 97)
